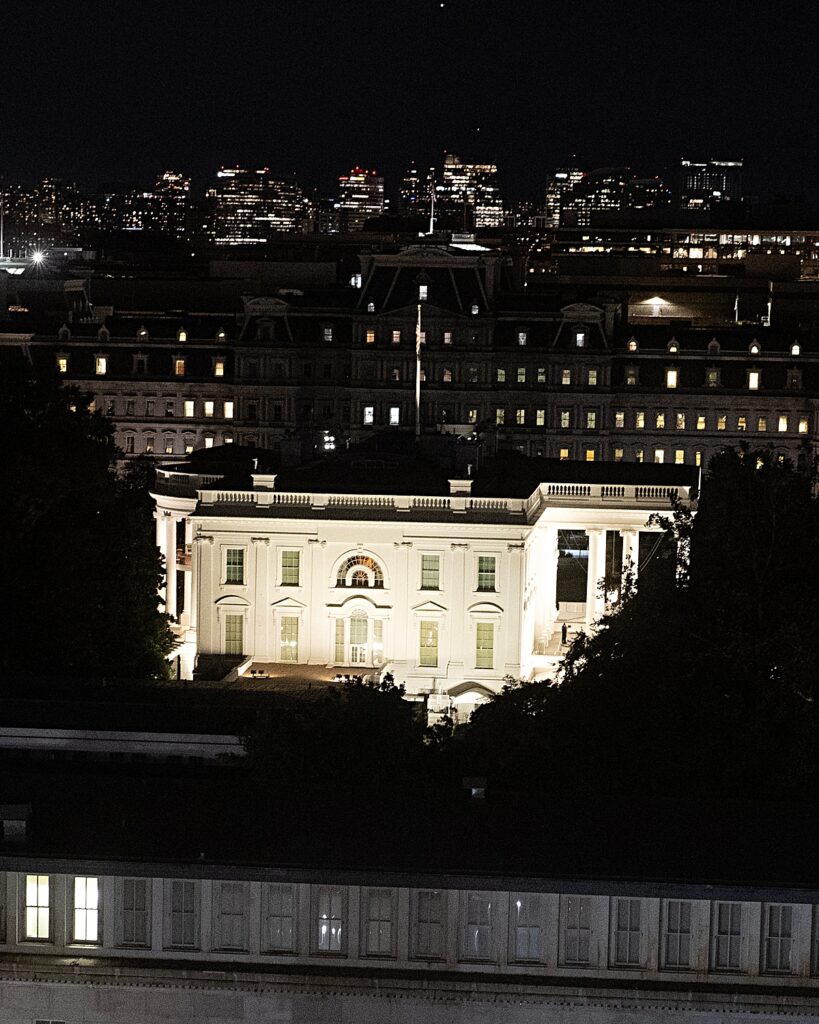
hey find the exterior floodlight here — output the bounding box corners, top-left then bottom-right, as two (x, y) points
(31, 250), (45, 265)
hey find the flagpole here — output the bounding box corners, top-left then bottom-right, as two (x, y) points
(415, 301), (422, 440)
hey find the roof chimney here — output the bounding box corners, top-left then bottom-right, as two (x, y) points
(448, 478), (473, 496)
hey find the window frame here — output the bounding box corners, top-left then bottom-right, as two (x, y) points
(362, 887), (397, 958)
(21, 873), (51, 942)
(312, 884), (347, 956)
(262, 882), (298, 954)
(70, 875), (101, 945)
(164, 878), (201, 951)
(115, 877), (151, 949)
(212, 880), (250, 953)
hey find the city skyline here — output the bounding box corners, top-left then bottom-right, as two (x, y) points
(2, 1), (818, 202)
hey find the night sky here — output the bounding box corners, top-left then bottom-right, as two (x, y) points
(3, 0), (818, 200)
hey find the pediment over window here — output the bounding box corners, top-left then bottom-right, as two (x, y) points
(214, 595), (251, 608)
(560, 302), (604, 321)
(270, 597), (307, 610)
(412, 600), (448, 614)
(327, 594), (392, 612)
(467, 601), (504, 615)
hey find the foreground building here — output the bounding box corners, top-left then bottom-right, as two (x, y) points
(151, 452), (695, 692)
(1, 757), (818, 1023)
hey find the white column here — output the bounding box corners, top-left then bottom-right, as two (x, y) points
(155, 511), (167, 610)
(448, 542), (469, 682)
(585, 528), (606, 624)
(181, 517), (193, 628)
(165, 513), (178, 619)
(620, 529), (640, 585)
(543, 525), (558, 636)
(504, 542), (524, 678)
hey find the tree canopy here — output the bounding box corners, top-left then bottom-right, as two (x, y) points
(0, 368), (174, 681)
(462, 447), (819, 799)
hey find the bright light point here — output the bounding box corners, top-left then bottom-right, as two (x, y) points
(31, 250), (45, 264)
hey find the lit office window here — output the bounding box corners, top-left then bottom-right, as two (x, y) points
(737, 416), (747, 432)
(389, 406), (400, 425)
(696, 414), (706, 430)
(635, 411), (645, 429)
(73, 876), (100, 943)
(586, 411), (596, 429)
(475, 622), (494, 668)
(444, 331), (453, 345)
(25, 874), (50, 940)
(57, 355), (68, 373)
(419, 621), (439, 667)
(778, 415), (789, 432)
(585, 448), (595, 462)
(517, 330), (528, 346)
(757, 416), (767, 432)
(517, 367), (526, 383)
(654, 448), (665, 463)
(717, 415), (727, 430)
(497, 368), (506, 383)
(477, 556), (496, 591)
(516, 408), (525, 425)
(495, 408), (505, 425)
(95, 355), (107, 375)
(365, 329), (375, 344)
(392, 330), (401, 344)
(799, 416), (809, 433)
(280, 616), (299, 661)
(656, 412), (666, 429)
(561, 368), (572, 385)
(174, 358), (185, 376)
(615, 411), (625, 428)
(614, 447), (624, 462)
(676, 412), (686, 430)
(587, 368), (598, 386)
(224, 614), (243, 655)
(420, 554), (440, 590)
(281, 551), (300, 586)
(560, 410), (571, 428)
(214, 359), (225, 377)
(665, 368), (678, 389)
(363, 405), (374, 425)
(536, 409), (545, 426)
(225, 548), (245, 584)
(183, 400), (194, 417)
(204, 400), (214, 417)
(748, 370), (760, 390)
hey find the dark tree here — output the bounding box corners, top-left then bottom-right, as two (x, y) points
(463, 447), (819, 799)
(0, 369), (175, 681)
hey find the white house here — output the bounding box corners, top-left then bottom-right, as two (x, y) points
(151, 450), (696, 699)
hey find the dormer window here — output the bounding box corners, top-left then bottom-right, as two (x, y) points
(177, 328), (187, 343)
(668, 338), (678, 353)
(791, 342), (801, 356)
(217, 329), (227, 342)
(707, 339), (720, 356)
(574, 328), (586, 347)
(627, 337), (638, 352)
(58, 324), (70, 341)
(137, 327), (149, 341)
(418, 284), (428, 301)
(367, 301), (375, 313)
(749, 340), (760, 355)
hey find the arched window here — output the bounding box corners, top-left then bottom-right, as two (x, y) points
(336, 555), (384, 589)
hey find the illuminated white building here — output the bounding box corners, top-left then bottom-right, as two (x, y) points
(212, 167), (308, 244)
(151, 459), (695, 693)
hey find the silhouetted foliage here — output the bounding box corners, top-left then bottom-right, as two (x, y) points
(0, 369), (174, 680)
(462, 447), (819, 799)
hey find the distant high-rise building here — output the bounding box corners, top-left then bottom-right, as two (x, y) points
(437, 154), (504, 229)
(398, 163), (434, 219)
(212, 167), (308, 245)
(152, 171), (191, 239)
(544, 166), (584, 227)
(337, 167), (385, 231)
(678, 158), (743, 210)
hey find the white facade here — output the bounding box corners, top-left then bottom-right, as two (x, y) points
(153, 469), (694, 692)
